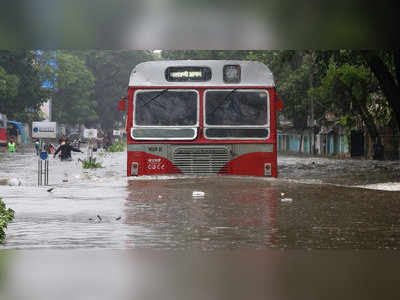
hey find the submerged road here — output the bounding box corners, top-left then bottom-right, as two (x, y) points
(1, 146), (400, 300)
(0, 146), (399, 250)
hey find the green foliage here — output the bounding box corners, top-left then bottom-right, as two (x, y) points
(309, 63), (365, 117)
(0, 66), (19, 98)
(161, 50), (251, 60)
(79, 156), (103, 169)
(246, 51), (318, 125)
(0, 50), (50, 122)
(0, 198), (15, 243)
(2, 49), (394, 139)
(247, 50), (398, 134)
(50, 52), (98, 124)
(310, 61), (387, 138)
(76, 50), (155, 129)
(106, 140), (125, 152)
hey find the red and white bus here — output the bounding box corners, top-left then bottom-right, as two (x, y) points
(119, 60), (282, 177)
(0, 113), (7, 146)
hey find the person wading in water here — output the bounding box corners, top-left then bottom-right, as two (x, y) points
(53, 139), (83, 161)
(8, 138), (16, 153)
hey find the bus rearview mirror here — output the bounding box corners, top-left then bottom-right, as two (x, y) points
(118, 97), (127, 111)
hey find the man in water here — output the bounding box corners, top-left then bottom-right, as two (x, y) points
(8, 138), (16, 153)
(53, 139), (83, 160)
(44, 141), (54, 154)
(34, 140), (40, 155)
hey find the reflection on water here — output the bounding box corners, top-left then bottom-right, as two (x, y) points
(125, 178), (279, 249)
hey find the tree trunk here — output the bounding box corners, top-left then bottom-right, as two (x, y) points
(334, 77), (379, 141)
(363, 51), (400, 132)
(299, 134), (303, 153)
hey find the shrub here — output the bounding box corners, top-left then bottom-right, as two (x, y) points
(0, 198), (14, 243)
(79, 157), (103, 169)
(106, 141), (125, 152)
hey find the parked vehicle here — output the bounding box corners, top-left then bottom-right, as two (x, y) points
(0, 113), (7, 146)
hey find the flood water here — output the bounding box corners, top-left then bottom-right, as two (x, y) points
(1, 146), (399, 250)
(1, 145), (400, 299)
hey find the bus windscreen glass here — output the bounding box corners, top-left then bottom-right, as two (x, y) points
(205, 90), (268, 126)
(135, 90), (198, 126)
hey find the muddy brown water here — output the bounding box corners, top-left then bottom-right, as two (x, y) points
(1, 146), (400, 300)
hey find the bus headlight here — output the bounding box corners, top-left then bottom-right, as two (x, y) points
(264, 163), (272, 176)
(131, 162), (139, 176)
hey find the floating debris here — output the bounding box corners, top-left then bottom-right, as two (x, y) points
(47, 187), (54, 192)
(281, 198), (293, 203)
(63, 173), (69, 182)
(97, 215), (102, 222)
(7, 178), (22, 186)
(192, 191), (205, 197)
(115, 216), (121, 221)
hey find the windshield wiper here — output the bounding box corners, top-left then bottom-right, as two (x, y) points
(139, 89), (169, 109)
(209, 89), (238, 115)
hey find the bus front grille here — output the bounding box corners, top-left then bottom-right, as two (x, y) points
(172, 146), (230, 174)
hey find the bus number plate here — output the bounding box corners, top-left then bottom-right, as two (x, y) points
(147, 158), (165, 170)
(148, 146), (162, 152)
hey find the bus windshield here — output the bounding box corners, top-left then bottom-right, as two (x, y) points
(205, 90), (268, 126)
(135, 90), (198, 126)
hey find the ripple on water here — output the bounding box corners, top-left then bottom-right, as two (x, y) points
(1, 147), (400, 250)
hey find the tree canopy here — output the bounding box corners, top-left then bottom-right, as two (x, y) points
(2, 49), (399, 140)
(50, 52), (97, 125)
(78, 50), (155, 129)
(0, 50), (49, 123)
(162, 50), (400, 137)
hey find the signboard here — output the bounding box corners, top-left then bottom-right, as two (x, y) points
(32, 122), (57, 139)
(113, 130), (121, 136)
(165, 66), (211, 82)
(83, 128), (98, 139)
(40, 151), (48, 160)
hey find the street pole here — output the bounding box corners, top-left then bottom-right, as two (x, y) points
(309, 56), (315, 155)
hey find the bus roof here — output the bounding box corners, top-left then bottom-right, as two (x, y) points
(129, 60), (275, 87)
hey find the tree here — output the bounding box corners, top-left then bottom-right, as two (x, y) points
(51, 52), (97, 125)
(362, 50), (400, 131)
(245, 50), (321, 127)
(0, 50), (49, 122)
(310, 62), (383, 140)
(77, 50), (155, 129)
(161, 50), (251, 60)
(0, 66), (19, 101)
